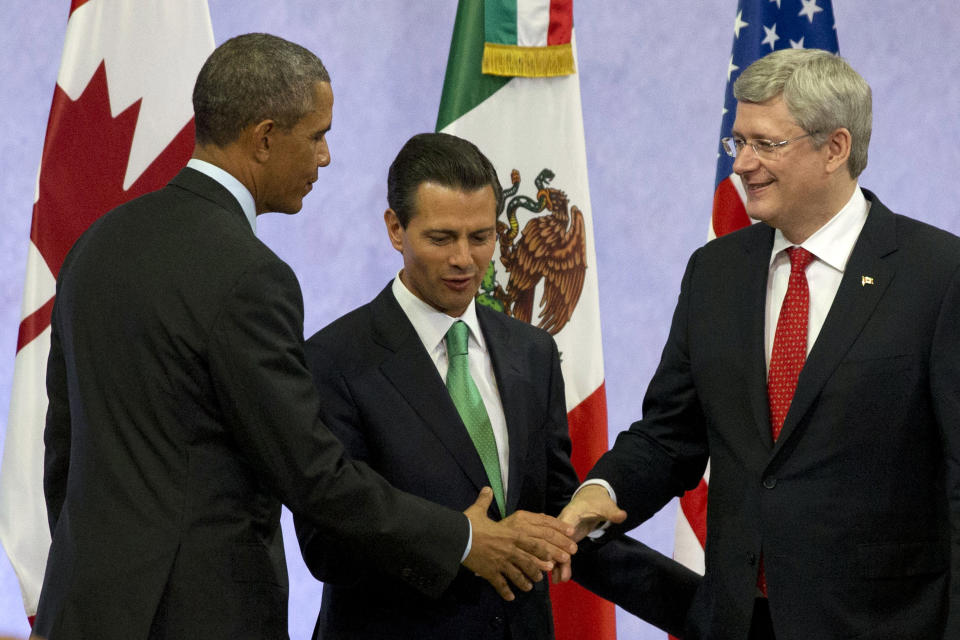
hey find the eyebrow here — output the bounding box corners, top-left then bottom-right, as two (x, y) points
(424, 226), (496, 235)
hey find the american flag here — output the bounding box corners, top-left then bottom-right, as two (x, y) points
(673, 0), (840, 626)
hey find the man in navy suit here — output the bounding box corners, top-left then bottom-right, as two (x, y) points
(560, 49), (960, 639)
(296, 133), (699, 639)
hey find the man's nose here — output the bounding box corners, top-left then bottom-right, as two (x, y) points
(732, 143), (759, 174)
(317, 139), (330, 167)
(448, 239), (471, 267)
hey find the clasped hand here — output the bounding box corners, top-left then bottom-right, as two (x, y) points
(462, 487), (578, 601)
(552, 484), (627, 582)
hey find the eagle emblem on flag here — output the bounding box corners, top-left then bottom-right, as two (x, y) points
(478, 168), (587, 335)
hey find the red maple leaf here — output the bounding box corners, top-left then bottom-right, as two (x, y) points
(20, 61), (194, 350)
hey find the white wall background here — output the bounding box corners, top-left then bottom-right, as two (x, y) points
(1, 1), (958, 637)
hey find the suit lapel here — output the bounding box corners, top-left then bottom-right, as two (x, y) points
(479, 307), (529, 515)
(369, 286), (492, 495)
(773, 193), (898, 450)
(739, 226), (780, 447)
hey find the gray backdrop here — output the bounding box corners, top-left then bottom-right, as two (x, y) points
(2, 1), (958, 637)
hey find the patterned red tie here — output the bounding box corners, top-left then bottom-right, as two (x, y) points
(758, 246), (814, 597)
(767, 246), (814, 440)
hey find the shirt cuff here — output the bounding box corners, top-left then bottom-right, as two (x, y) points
(575, 479), (617, 540)
(461, 517), (473, 562)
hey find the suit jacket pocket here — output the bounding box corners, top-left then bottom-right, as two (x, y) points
(855, 540), (947, 579)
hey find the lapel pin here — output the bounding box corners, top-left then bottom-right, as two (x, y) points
(861, 275), (874, 286)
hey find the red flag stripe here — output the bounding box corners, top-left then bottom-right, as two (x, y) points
(552, 383), (614, 640)
(70, 0), (91, 15)
(711, 177), (750, 237)
(679, 478), (708, 548)
(16, 296), (55, 353)
(547, 0), (573, 46)
(565, 382), (608, 479)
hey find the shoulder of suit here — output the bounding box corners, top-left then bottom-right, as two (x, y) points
(306, 299), (377, 349)
(863, 188), (960, 263)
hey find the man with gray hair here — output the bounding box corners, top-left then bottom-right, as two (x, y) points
(559, 48), (960, 639)
(34, 34), (575, 640)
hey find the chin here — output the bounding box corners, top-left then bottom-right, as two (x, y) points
(277, 201), (304, 215)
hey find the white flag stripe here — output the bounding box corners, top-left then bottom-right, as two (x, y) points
(516, 0), (551, 47)
(672, 506), (706, 575)
(441, 36), (604, 410)
(18, 243), (56, 323)
(0, 332), (51, 612)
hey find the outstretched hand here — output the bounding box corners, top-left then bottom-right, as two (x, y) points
(462, 487), (577, 601)
(552, 484), (627, 582)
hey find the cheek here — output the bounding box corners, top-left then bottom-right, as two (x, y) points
(473, 244), (495, 265)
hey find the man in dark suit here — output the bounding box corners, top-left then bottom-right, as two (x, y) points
(559, 49), (960, 639)
(35, 34), (577, 640)
(295, 133), (700, 639)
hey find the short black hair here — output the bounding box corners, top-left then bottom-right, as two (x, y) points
(193, 33), (330, 147)
(387, 133), (503, 227)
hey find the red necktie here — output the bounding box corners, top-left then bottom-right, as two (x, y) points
(757, 247), (813, 596)
(767, 246), (814, 440)
(759, 246), (814, 597)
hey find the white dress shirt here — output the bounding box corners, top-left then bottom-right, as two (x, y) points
(764, 186), (870, 367)
(391, 274), (511, 494)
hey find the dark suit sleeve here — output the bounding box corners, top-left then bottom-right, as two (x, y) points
(573, 535), (700, 637)
(207, 257), (468, 598)
(294, 336), (374, 585)
(534, 317), (703, 633)
(588, 249), (710, 535)
(43, 300), (71, 535)
(934, 267), (960, 637)
(542, 336), (579, 515)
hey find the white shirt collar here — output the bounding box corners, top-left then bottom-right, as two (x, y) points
(770, 185), (870, 273)
(186, 158), (258, 233)
(391, 272), (486, 354)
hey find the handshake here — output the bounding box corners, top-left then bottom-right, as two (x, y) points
(461, 484), (625, 601)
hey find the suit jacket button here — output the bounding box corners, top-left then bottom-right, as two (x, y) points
(747, 552), (757, 566)
(490, 615), (505, 627)
(762, 476), (777, 489)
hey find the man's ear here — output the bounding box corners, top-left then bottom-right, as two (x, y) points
(384, 209), (404, 252)
(249, 119), (275, 163)
(823, 127), (852, 175)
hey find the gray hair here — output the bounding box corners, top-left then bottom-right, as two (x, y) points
(734, 48), (872, 178)
(193, 33), (330, 147)
(387, 133), (503, 228)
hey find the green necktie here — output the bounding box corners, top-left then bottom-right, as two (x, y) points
(445, 320), (505, 516)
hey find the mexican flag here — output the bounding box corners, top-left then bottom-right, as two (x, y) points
(437, 2), (613, 638)
(0, 0), (213, 623)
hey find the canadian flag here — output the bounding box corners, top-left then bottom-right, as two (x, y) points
(0, 0), (213, 621)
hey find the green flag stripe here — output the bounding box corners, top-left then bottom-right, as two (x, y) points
(436, 0), (510, 132)
(484, 0), (517, 45)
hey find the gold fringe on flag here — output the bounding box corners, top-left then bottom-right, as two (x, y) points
(481, 42), (575, 77)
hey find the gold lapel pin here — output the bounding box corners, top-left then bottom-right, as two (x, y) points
(861, 276), (874, 286)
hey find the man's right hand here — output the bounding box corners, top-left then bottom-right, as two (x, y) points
(462, 487), (577, 601)
(552, 484), (627, 582)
